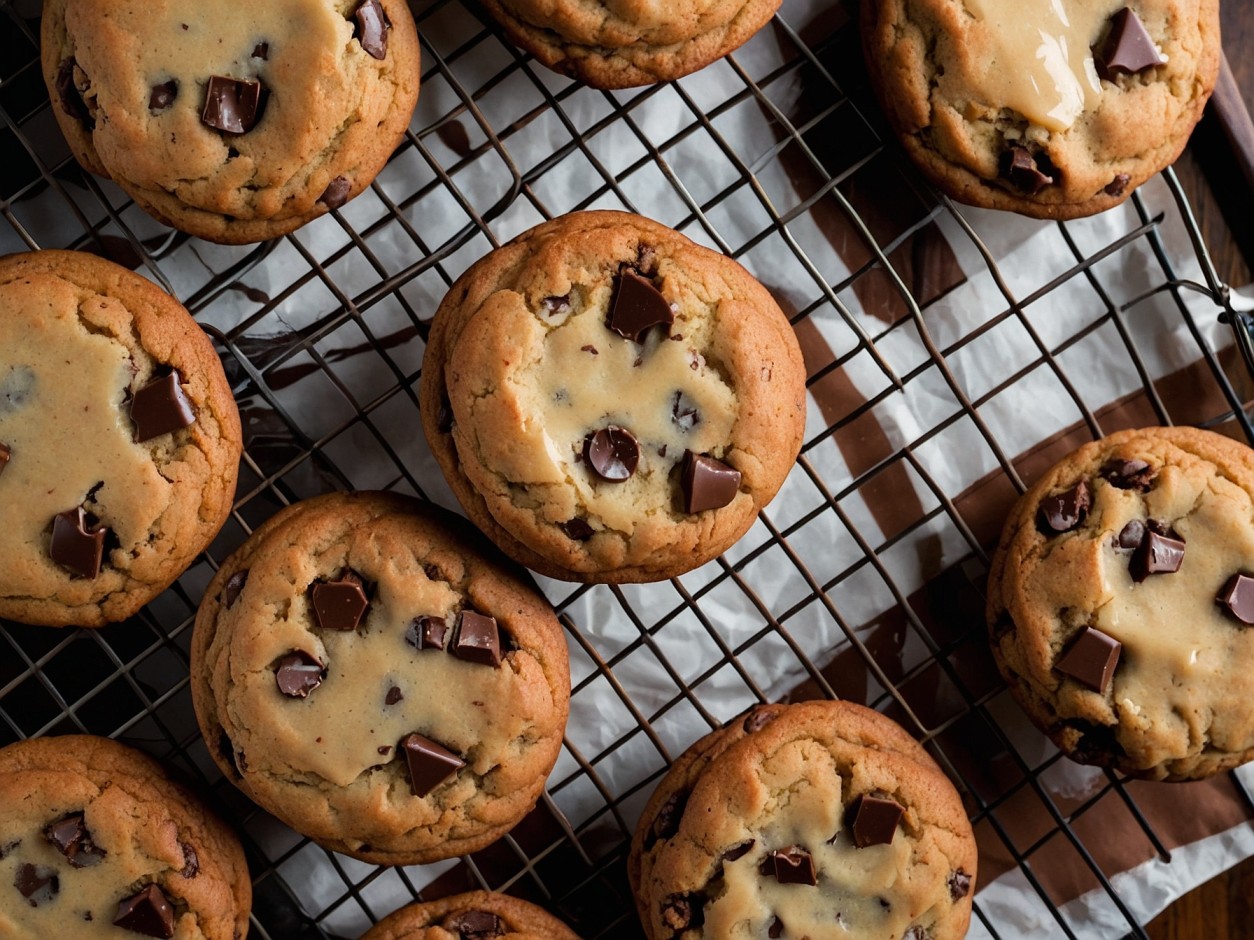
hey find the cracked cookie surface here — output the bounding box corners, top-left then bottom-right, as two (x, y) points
(628, 701), (977, 940)
(361, 891), (582, 939)
(0, 250), (241, 628)
(41, 0), (421, 244)
(987, 426), (1254, 780)
(861, 0), (1219, 218)
(0, 734), (250, 940)
(419, 210), (806, 584)
(190, 491), (571, 866)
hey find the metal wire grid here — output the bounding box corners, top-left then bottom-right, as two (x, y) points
(1, 0), (1252, 937)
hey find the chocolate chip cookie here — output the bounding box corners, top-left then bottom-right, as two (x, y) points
(0, 735), (250, 940)
(419, 210), (806, 583)
(629, 701), (977, 940)
(478, 0), (780, 88)
(0, 250), (241, 628)
(361, 891), (581, 939)
(190, 491), (571, 865)
(862, 0), (1220, 218)
(42, 0), (421, 244)
(988, 426), (1254, 781)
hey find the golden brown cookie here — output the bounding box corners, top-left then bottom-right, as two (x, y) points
(419, 210), (806, 584)
(862, 0), (1220, 218)
(0, 735), (250, 940)
(987, 426), (1254, 780)
(190, 491), (571, 866)
(628, 701), (977, 940)
(361, 891), (581, 939)
(42, 0), (421, 244)
(0, 249), (242, 628)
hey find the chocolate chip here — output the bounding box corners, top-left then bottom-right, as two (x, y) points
(0, 442), (9, 476)
(660, 894), (704, 930)
(766, 846), (817, 885)
(148, 81), (178, 113)
(1129, 524), (1185, 582)
(543, 295), (571, 317)
(400, 732), (465, 796)
(1218, 573), (1254, 626)
(353, 0), (390, 59)
(559, 518), (594, 540)
(202, 75), (264, 134)
(378, 745), (392, 755)
(1115, 520), (1145, 551)
(114, 884), (175, 938)
(1037, 481), (1090, 534)
(949, 868), (972, 901)
(1100, 458), (1154, 491)
(437, 397), (454, 432)
(252, 42), (270, 60)
(742, 707), (777, 734)
(1105, 174), (1132, 197)
(608, 270), (674, 342)
(768, 916), (785, 939)
(319, 175), (352, 209)
(14, 864), (58, 907)
(722, 839), (755, 862)
(1055, 626), (1121, 693)
(406, 615), (449, 651)
(385, 685), (404, 705)
(849, 795), (904, 848)
(1095, 8), (1166, 80)
(274, 651), (324, 698)
(55, 58), (94, 128)
(452, 610), (502, 667)
(224, 569), (248, 608)
(442, 910), (504, 939)
(131, 371), (196, 441)
(646, 791), (688, 848)
(50, 507), (107, 579)
(680, 451), (741, 513)
(1001, 146), (1054, 194)
(671, 391), (700, 432)
(584, 426), (640, 482)
(180, 843), (199, 879)
(310, 572), (369, 631)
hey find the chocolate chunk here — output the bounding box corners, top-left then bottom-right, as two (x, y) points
(378, 745), (392, 756)
(180, 843), (199, 879)
(1037, 481), (1090, 534)
(584, 426), (640, 482)
(680, 451), (741, 513)
(442, 910), (504, 939)
(224, 569), (248, 608)
(580, 344), (598, 355)
(1129, 524), (1185, 582)
(385, 685), (404, 705)
(148, 81), (178, 112)
(608, 270), (674, 342)
(671, 391), (700, 432)
(1105, 174), (1132, 197)
(647, 791), (688, 848)
(559, 518), (594, 541)
(310, 572), (369, 631)
(131, 371), (196, 441)
(722, 839), (755, 862)
(55, 58), (94, 128)
(114, 884), (175, 938)
(14, 864), (58, 907)
(660, 894), (704, 930)
(453, 610), (502, 667)
(400, 732), (465, 796)
(320, 175), (352, 209)
(1218, 573), (1254, 625)
(1001, 146), (1054, 195)
(202, 75), (264, 134)
(1096, 8), (1166, 80)
(766, 846), (817, 885)
(543, 295), (571, 317)
(949, 868), (972, 901)
(252, 42), (270, 60)
(1115, 520), (1145, 551)
(1055, 626), (1121, 693)
(406, 615), (449, 651)
(50, 507), (107, 579)
(849, 795), (904, 848)
(0, 441), (9, 476)
(275, 651), (324, 698)
(1100, 458), (1154, 491)
(742, 707), (777, 733)
(353, 0), (390, 59)
(768, 916), (785, 939)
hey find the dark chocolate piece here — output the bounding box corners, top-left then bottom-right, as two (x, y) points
(743, 707), (777, 733)
(406, 615), (449, 651)
(320, 176), (352, 209)
(0, 441), (9, 476)
(608, 270), (673, 343)
(180, 842), (199, 879)
(400, 732), (465, 796)
(580, 344), (599, 355)
(584, 426), (640, 482)
(131, 371), (195, 441)
(252, 42), (270, 60)
(224, 569), (248, 608)
(1105, 174), (1132, 197)
(768, 916), (785, 939)
(201, 75), (264, 134)
(275, 651), (324, 698)
(1001, 146), (1054, 195)
(559, 518), (594, 540)
(849, 795), (904, 848)
(14, 863), (58, 906)
(114, 883), (175, 938)
(1218, 573), (1254, 625)
(55, 58), (94, 128)
(949, 868), (972, 901)
(453, 610), (502, 667)
(1096, 8), (1166, 80)
(722, 839), (755, 862)
(50, 507), (107, 579)
(681, 451), (741, 513)
(647, 791), (687, 847)
(766, 846), (817, 885)
(1115, 520), (1145, 551)
(671, 390), (700, 433)
(353, 0), (390, 59)
(385, 685), (404, 705)
(1055, 626), (1121, 693)
(310, 572), (369, 631)
(543, 295), (571, 317)
(1037, 481), (1090, 534)
(1129, 524), (1185, 582)
(442, 909), (504, 939)
(1100, 458), (1154, 491)
(660, 894), (704, 930)
(148, 81), (178, 112)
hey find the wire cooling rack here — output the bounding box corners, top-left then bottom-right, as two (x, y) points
(3, 0), (1254, 937)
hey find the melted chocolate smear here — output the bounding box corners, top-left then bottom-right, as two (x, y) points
(1096, 8), (1166, 80)
(114, 883), (176, 938)
(224, 569), (249, 608)
(1218, 573), (1254, 626)
(274, 651), (324, 698)
(1001, 146), (1055, 195)
(149, 80), (178, 112)
(1037, 480), (1090, 534)
(353, 0), (390, 60)
(320, 175), (352, 209)
(50, 507), (107, 579)
(1055, 626), (1121, 694)
(202, 75), (264, 134)
(14, 863), (58, 907)
(131, 371), (196, 441)
(400, 732), (465, 796)
(584, 426), (640, 482)
(608, 270), (673, 343)
(55, 58), (94, 128)
(722, 838), (755, 862)
(680, 451), (741, 514)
